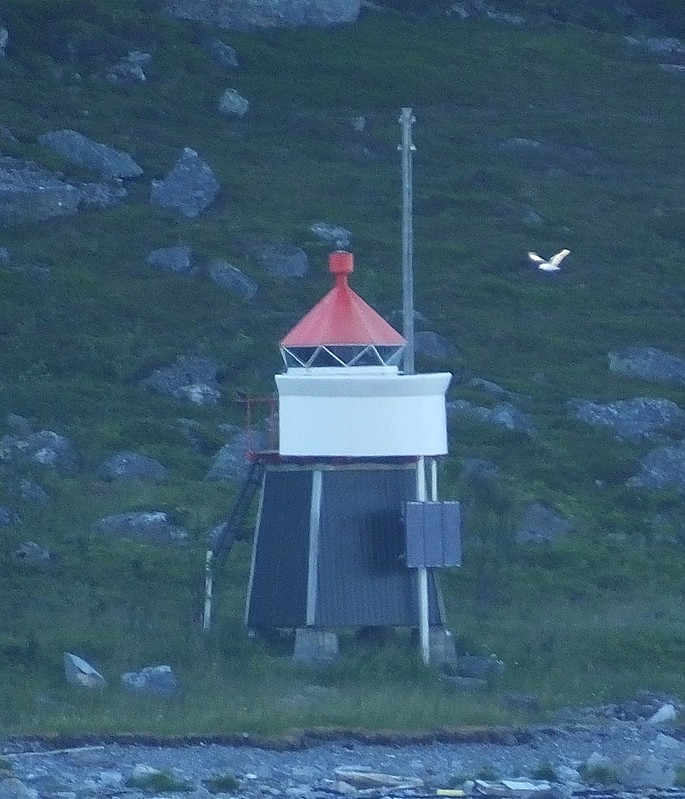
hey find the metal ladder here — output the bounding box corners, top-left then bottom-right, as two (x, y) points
(202, 460), (265, 631)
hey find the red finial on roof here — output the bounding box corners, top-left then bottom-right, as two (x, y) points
(329, 250), (354, 284)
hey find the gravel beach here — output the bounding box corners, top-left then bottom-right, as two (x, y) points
(3, 714), (685, 799)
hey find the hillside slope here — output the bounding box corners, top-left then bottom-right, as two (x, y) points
(1, 0), (684, 734)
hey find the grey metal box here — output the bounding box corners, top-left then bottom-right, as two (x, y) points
(405, 501), (461, 568)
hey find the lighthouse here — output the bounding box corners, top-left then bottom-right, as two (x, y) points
(244, 250), (458, 662)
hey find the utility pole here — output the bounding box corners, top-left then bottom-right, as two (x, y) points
(399, 107), (416, 375)
(400, 108), (430, 664)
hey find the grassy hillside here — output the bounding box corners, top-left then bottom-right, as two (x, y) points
(1, 0), (685, 735)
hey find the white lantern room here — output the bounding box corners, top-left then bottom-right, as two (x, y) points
(276, 251), (451, 458)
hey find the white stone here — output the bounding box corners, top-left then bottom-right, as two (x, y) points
(333, 770), (424, 789)
(647, 703), (677, 724)
(130, 765), (161, 780)
(501, 780), (551, 792)
(654, 731), (681, 750)
(63, 653), (106, 689)
(218, 88), (249, 117)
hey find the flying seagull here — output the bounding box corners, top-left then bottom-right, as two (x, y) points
(528, 248), (570, 271)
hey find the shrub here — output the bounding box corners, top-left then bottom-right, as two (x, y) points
(125, 771), (193, 792)
(531, 762), (557, 782)
(476, 765), (500, 781)
(203, 775), (240, 793)
(675, 765), (685, 788)
(579, 762), (620, 786)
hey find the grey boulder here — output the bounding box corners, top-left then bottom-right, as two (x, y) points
(165, 0), (361, 30)
(206, 430), (267, 482)
(38, 130), (143, 179)
(569, 397), (685, 442)
(13, 541), (54, 563)
(140, 355), (221, 405)
(218, 88), (249, 117)
(146, 245), (195, 275)
(0, 156), (81, 228)
(121, 664), (179, 698)
(448, 400), (537, 437)
(516, 502), (575, 544)
(415, 330), (456, 362)
(245, 238), (309, 279)
(64, 653), (106, 689)
(310, 221), (352, 248)
(92, 512), (188, 544)
(150, 147), (220, 218)
(205, 37), (239, 68)
(208, 259), (257, 300)
(96, 452), (168, 482)
(627, 440), (685, 493)
(0, 507), (19, 527)
(608, 347), (685, 388)
(0, 429), (78, 471)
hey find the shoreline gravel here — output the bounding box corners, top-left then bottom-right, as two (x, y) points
(2, 720), (685, 798)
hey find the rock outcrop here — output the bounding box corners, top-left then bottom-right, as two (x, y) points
(165, 0), (362, 30)
(38, 130), (144, 179)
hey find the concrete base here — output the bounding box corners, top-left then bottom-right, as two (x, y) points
(410, 626), (457, 666)
(429, 626), (457, 666)
(293, 628), (339, 664)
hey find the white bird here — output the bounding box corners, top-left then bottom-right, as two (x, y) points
(528, 248), (570, 271)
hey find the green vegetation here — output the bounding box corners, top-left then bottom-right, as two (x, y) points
(675, 765), (685, 788)
(476, 765), (501, 781)
(579, 761), (621, 786)
(126, 771), (194, 792)
(203, 774), (240, 793)
(1, 0), (685, 736)
(530, 763), (558, 782)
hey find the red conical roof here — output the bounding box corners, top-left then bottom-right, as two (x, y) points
(280, 251), (406, 347)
